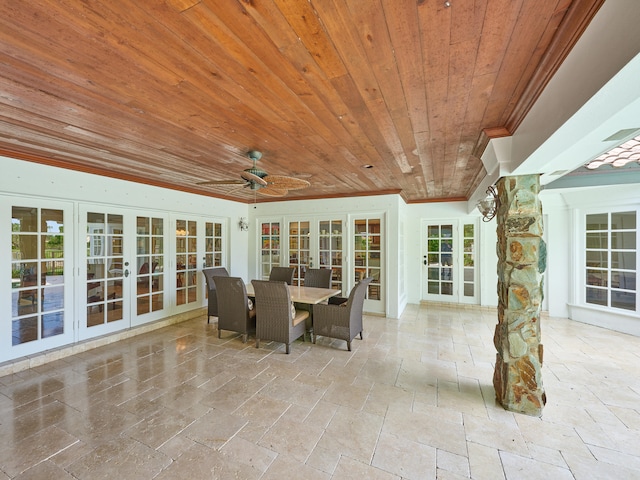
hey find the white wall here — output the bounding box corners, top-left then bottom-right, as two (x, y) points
(247, 194), (403, 317)
(0, 156), (250, 278)
(405, 201), (499, 308)
(542, 182), (640, 335)
(5, 154), (637, 336)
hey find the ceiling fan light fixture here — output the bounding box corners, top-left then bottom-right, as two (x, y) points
(196, 149), (310, 198)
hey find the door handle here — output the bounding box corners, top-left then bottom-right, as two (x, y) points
(124, 269), (130, 277)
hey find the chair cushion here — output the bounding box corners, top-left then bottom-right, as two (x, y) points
(292, 309), (310, 327)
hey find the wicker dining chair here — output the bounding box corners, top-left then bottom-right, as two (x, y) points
(268, 266), (295, 285)
(312, 277), (373, 351)
(251, 279), (308, 354)
(202, 267), (229, 323)
(303, 268), (333, 288)
(212, 275), (256, 343)
(297, 267), (333, 337)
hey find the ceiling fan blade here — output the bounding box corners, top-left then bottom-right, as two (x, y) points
(263, 175), (310, 190)
(196, 179), (245, 186)
(258, 185), (288, 197)
(241, 171), (268, 186)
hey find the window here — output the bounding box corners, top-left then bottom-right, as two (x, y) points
(585, 211), (637, 311)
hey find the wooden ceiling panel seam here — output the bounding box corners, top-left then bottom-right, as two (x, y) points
(0, 0), (604, 203)
(344, 0), (418, 175)
(272, 0), (348, 79)
(186, 2), (389, 176)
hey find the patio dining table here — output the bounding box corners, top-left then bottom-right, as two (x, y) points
(245, 283), (340, 305)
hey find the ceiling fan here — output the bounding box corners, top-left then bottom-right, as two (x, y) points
(197, 150), (310, 197)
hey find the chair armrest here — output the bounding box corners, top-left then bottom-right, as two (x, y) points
(313, 303), (349, 327)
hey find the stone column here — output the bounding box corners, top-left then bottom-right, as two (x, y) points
(493, 175), (547, 416)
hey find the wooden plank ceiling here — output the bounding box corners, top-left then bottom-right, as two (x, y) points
(0, 0), (603, 203)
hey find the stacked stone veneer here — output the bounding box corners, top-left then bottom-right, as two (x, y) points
(493, 175), (547, 416)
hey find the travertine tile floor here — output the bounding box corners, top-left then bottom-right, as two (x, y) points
(1, 304), (640, 479)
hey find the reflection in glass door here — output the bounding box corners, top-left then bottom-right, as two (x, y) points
(204, 222), (223, 267)
(426, 224), (454, 296)
(86, 212), (125, 327)
(176, 219), (198, 306)
(354, 218), (382, 301)
(318, 220), (343, 290)
(135, 216), (164, 317)
(289, 221), (310, 285)
(11, 207), (67, 346)
(260, 221), (281, 279)
(462, 223), (476, 298)
(423, 220), (477, 303)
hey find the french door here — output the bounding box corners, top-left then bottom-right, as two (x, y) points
(173, 215), (226, 313)
(422, 220), (477, 303)
(352, 216), (384, 314)
(79, 207), (169, 339)
(287, 218), (344, 292)
(2, 199), (74, 362)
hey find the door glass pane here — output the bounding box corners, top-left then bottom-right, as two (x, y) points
(12, 206), (66, 345)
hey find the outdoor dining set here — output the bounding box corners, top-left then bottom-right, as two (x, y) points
(203, 266), (372, 354)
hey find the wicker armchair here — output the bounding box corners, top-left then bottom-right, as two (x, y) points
(251, 280), (309, 354)
(303, 268), (333, 288)
(268, 266), (295, 285)
(312, 277), (373, 351)
(212, 276), (256, 343)
(202, 267), (229, 323)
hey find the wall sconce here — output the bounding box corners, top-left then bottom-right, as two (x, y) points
(476, 185), (498, 222)
(238, 217), (249, 231)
